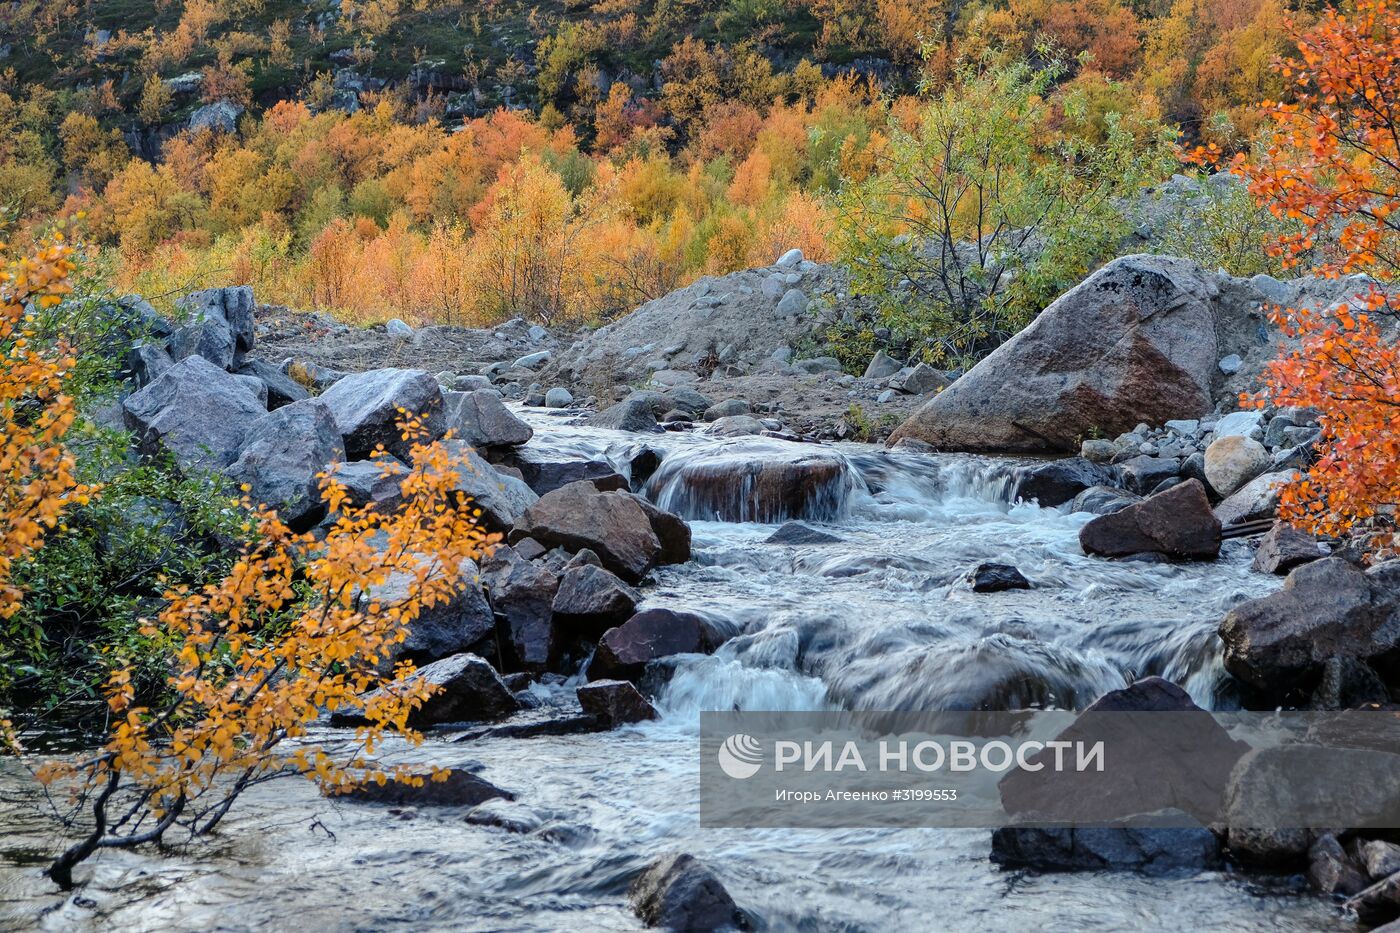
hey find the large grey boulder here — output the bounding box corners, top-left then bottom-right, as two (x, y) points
(167, 286), (255, 370)
(888, 256), (1219, 453)
(629, 853), (745, 932)
(317, 368), (445, 460)
(439, 441), (538, 532)
(1219, 558), (1400, 700)
(442, 390), (533, 449)
(122, 355), (266, 471)
(227, 399), (344, 529)
(543, 265), (846, 387)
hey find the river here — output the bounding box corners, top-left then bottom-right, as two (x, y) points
(0, 414), (1349, 931)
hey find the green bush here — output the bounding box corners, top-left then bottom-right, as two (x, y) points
(2, 422), (250, 734)
(832, 58), (1177, 368)
(1143, 174), (1298, 278)
(2, 281), (254, 734)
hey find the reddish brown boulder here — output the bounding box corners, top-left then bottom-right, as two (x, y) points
(586, 608), (723, 682)
(1079, 479), (1221, 561)
(577, 679), (658, 726)
(510, 481), (662, 583)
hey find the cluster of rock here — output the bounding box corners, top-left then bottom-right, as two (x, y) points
(991, 676), (1400, 928)
(995, 400), (1326, 567)
(104, 288), (736, 753)
(584, 387), (790, 439)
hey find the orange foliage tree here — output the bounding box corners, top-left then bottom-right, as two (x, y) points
(0, 237), (88, 754)
(39, 431), (495, 887)
(1234, 0), (1400, 550)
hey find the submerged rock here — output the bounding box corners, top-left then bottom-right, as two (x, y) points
(966, 563), (1031, 593)
(765, 521), (843, 545)
(888, 255), (1219, 454)
(629, 853), (747, 931)
(1011, 458), (1119, 507)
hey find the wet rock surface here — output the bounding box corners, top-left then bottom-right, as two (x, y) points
(1219, 558), (1400, 701)
(1079, 480), (1221, 561)
(629, 853), (747, 931)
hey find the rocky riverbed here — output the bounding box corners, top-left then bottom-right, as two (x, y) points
(5, 249), (1400, 930)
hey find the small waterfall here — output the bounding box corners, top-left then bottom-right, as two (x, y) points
(643, 438), (865, 523)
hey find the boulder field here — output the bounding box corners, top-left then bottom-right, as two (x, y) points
(91, 249), (1400, 928)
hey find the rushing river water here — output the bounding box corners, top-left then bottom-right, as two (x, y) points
(0, 413), (1351, 931)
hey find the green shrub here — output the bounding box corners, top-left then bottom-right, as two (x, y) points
(832, 58), (1177, 368)
(2, 421), (250, 733)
